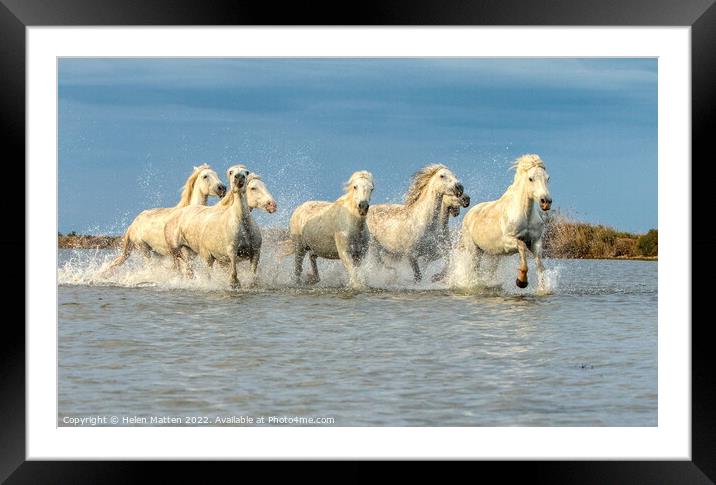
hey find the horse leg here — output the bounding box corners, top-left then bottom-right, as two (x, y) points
(248, 249), (260, 287)
(431, 264), (448, 282)
(408, 256), (422, 283)
(293, 245), (306, 285)
(139, 243), (152, 265)
(514, 239), (529, 288)
(377, 249), (399, 283)
(229, 251), (240, 289)
(169, 244), (194, 279)
(431, 244), (452, 282)
(306, 253), (320, 284)
(204, 253), (215, 280)
(335, 233), (361, 288)
(480, 253), (499, 284)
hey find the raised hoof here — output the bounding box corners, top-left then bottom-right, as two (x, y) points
(515, 278), (529, 289)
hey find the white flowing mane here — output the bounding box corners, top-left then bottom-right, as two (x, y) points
(404, 164), (447, 206)
(511, 154), (545, 178)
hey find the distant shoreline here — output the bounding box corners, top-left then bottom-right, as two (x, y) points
(58, 221), (658, 261)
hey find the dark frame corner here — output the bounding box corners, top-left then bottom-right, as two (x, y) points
(4, 0), (713, 482)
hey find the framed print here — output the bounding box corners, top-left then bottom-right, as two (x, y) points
(4, 0), (713, 481)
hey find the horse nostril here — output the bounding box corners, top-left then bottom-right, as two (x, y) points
(359, 201), (369, 211)
(455, 183), (464, 196)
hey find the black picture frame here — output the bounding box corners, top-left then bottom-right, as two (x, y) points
(3, 0), (712, 481)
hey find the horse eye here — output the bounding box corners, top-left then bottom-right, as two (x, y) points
(353, 185), (357, 189)
(529, 177), (533, 182)
(440, 174), (445, 178)
(203, 175), (208, 179)
(251, 187), (257, 191)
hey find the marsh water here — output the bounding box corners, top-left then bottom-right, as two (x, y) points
(58, 246), (657, 427)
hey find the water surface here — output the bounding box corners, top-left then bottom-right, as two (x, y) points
(58, 248), (657, 426)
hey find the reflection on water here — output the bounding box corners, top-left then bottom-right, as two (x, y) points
(58, 248), (657, 426)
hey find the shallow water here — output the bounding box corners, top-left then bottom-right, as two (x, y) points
(58, 247), (657, 426)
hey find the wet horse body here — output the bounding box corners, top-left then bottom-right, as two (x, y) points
(288, 171), (374, 287)
(367, 164), (465, 282)
(459, 154), (552, 288)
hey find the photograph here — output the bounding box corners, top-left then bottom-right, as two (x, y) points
(56, 57), (658, 427)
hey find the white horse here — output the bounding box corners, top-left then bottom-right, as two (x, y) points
(164, 167), (260, 288)
(366, 164), (465, 282)
(458, 154), (552, 288)
(107, 164), (226, 270)
(287, 171), (374, 288)
(427, 192), (471, 282)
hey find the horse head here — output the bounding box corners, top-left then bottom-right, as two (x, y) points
(247, 174), (277, 213)
(227, 166), (249, 192)
(443, 192), (471, 217)
(192, 165), (226, 199)
(345, 171), (374, 216)
(515, 154), (552, 211)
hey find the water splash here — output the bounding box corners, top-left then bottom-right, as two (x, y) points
(58, 233), (560, 297)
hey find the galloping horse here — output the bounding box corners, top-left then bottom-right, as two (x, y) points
(287, 171), (374, 288)
(366, 164), (465, 282)
(164, 167), (260, 288)
(458, 154), (552, 288)
(107, 164), (226, 270)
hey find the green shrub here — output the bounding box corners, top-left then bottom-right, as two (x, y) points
(637, 229), (658, 257)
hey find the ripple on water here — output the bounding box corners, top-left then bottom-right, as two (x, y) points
(58, 249), (657, 426)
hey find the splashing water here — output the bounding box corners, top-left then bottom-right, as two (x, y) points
(58, 233), (561, 297)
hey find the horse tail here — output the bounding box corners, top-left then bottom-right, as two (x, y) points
(107, 231), (132, 270)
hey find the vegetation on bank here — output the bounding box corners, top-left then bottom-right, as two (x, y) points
(542, 215), (657, 259)
(59, 221), (657, 259)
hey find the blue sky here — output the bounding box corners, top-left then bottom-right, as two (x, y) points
(58, 58), (657, 234)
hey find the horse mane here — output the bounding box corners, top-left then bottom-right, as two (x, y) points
(404, 164), (446, 206)
(511, 154), (545, 175)
(343, 171), (373, 193)
(176, 163), (211, 208)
